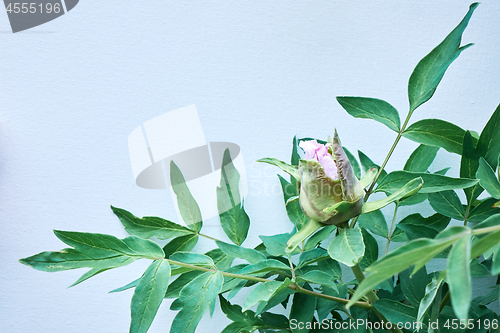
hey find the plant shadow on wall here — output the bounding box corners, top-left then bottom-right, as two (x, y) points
(20, 3), (500, 333)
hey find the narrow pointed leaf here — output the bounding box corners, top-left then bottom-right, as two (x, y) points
(344, 147), (361, 180)
(130, 259), (171, 333)
(408, 3), (478, 112)
(303, 225), (336, 252)
(477, 103), (500, 170)
(358, 150), (387, 183)
(336, 96), (400, 132)
(428, 190), (466, 220)
(111, 206), (194, 240)
(359, 168), (377, 189)
(298, 270), (337, 290)
(477, 157), (500, 199)
(162, 234), (199, 258)
(402, 119), (470, 154)
(170, 271), (224, 333)
(257, 158), (299, 181)
(399, 266), (430, 307)
(169, 252), (214, 267)
(358, 210), (389, 238)
(447, 233), (472, 320)
(243, 279), (291, 311)
(170, 161), (202, 232)
(376, 170), (477, 194)
(260, 232), (300, 257)
(362, 177), (423, 214)
(417, 277), (443, 323)
(327, 227), (365, 267)
(461, 131), (483, 204)
(216, 241), (266, 265)
(404, 144), (440, 172)
(217, 149), (250, 245)
(395, 213), (451, 240)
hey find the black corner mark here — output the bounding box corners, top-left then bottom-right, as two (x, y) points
(4, 0), (79, 33)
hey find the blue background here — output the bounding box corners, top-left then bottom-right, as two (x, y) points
(1, 1), (499, 332)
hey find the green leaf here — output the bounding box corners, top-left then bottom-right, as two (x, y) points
(408, 3), (478, 112)
(477, 157), (500, 199)
(170, 161), (202, 232)
(216, 241), (266, 265)
(260, 232), (300, 257)
(376, 170), (478, 194)
(358, 150), (387, 183)
(219, 295), (261, 325)
(164, 270), (203, 299)
(358, 210), (389, 239)
(336, 96), (400, 132)
(344, 147), (361, 180)
(395, 213), (451, 241)
(359, 228), (378, 271)
(404, 144), (440, 172)
(327, 227), (365, 267)
(111, 206), (194, 240)
(298, 270), (337, 290)
(130, 259), (170, 333)
(297, 248), (329, 268)
(417, 277), (443, 323)
(243, 279), (292, 311)
(316, 258), (342, 280)
(468, 198), (500, 223)
(303, 225), (336, 252)
(460, 131), (483, 205)
(348, 227), (469, 306)
(362, 177), (423, 214)
(492, 245), (500, 275)
(278, 175), (308, 231)
(217, 149), (250, 245)
(447, 233), (472, 320)
(169, 252), (215, 267)
(428, 190), (466, 220)
(236, 259), (290, 276)
(170, 271), (224, 333)
(260, 312), (289, 329)
(257, 158), (299, 181)
(53, 230), (165, 259)
(316, 284), (348, 322)
(477, 103), (500, 170)
(289, 284), (317, 333)
(162, 234), (198, 258)
(402, 119), (470, 154)
(372, 299), (417, 325)
(399, 266), (430, 307)
(109, 277), (140, 293)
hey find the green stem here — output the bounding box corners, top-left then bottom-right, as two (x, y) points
(197, 232), (223, 243)
(439, 290), (451, 312)
(384, 201), (400, 255)
(167, 258), (373, 309)
(349, 109), (414, 229)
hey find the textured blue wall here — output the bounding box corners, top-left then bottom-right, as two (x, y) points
(1, 1), (499, 332)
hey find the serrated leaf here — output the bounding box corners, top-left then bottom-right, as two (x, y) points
(289, 283), (317, 333)
(376, 170), (478, 194)
(162, 234), (199, 258)
(170, 271), (224, 333)
(477, 157), (500, 199)
(217, 149), (250, 245)
(447, 233), (472, 320)
(336, 96), (400, 132)
(358, 209), (389, 239)
(243, 279), (292, 311)
(327, 227), (365, 267)
(130, 259), (170, 333)
(404, 144), (440, 172)
(348, 227), (469, 307)
(402, 119), (471, 154)
(408, 3), (478, 112)
(428, 190), (466, 220)
(362, 177), (423, 214)
(257, 158), (299, 181)
(170, 161), (202, 232)
(111, 206), (194, 240)
(216, 241), (266, 265)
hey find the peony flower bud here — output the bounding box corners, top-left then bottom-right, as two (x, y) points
(298, 131), (364, 226)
